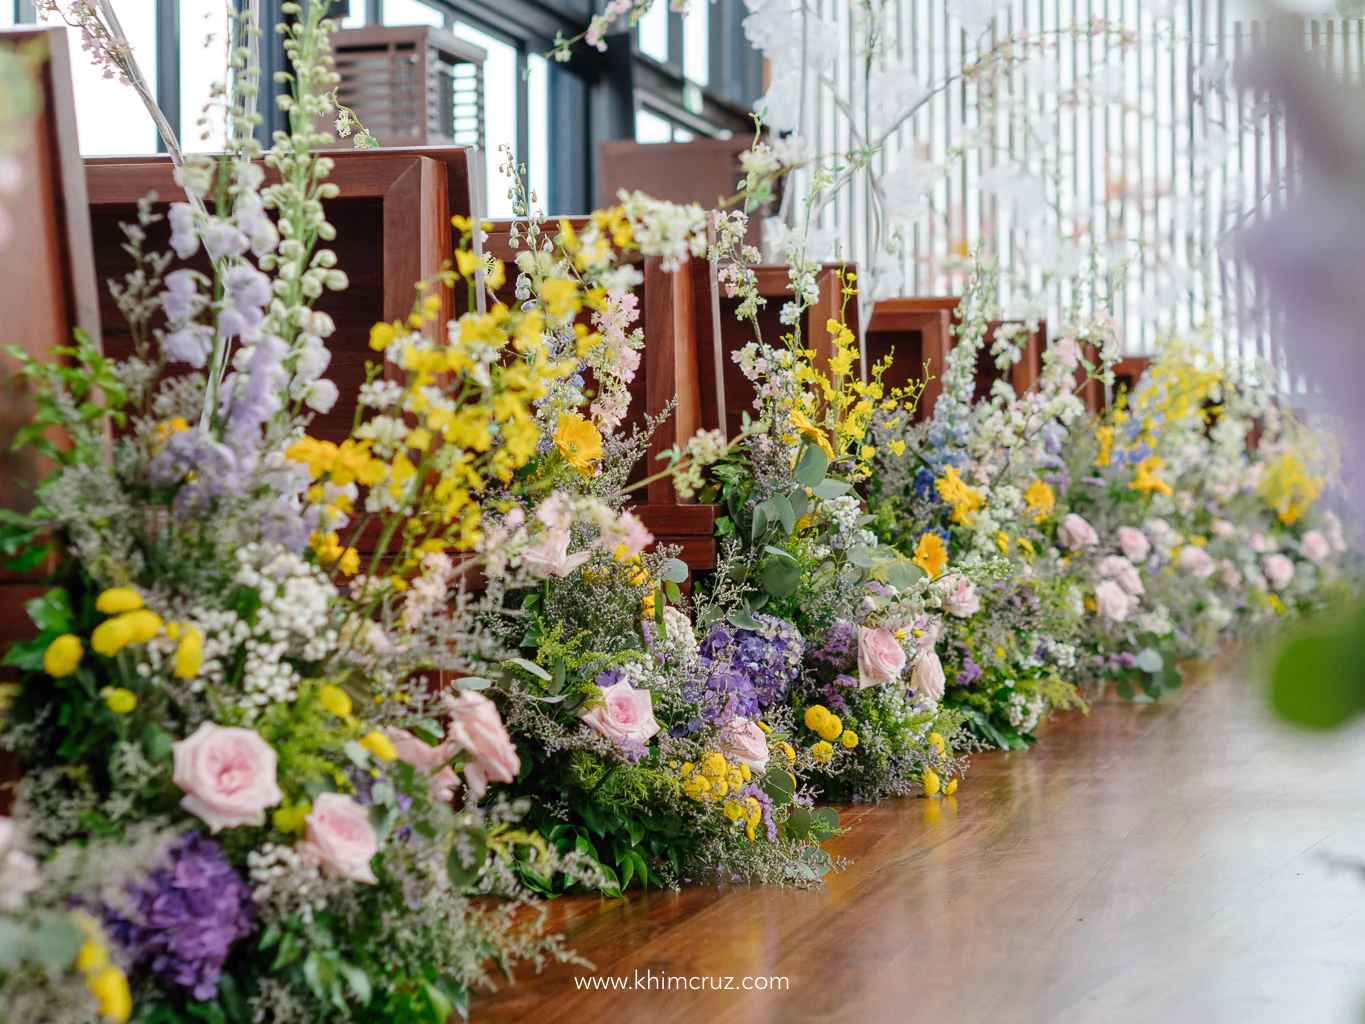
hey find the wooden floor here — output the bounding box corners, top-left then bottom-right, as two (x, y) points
(473, 658), (1365, 1023)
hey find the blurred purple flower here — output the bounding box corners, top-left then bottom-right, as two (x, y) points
(103, 832), (254, 1001)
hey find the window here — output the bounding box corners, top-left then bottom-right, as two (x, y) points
(180, 0), (230, 153)
(452, 22), (519, 217)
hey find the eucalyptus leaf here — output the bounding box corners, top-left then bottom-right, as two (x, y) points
(813, 479), (853, 499)
(1135, 648), (1164, 674)
(846, 544), (875, 569)
(763, 557), (801, 598)
(794, 442), (829, 487)
(788, 487), (810, 517)
(770, 493), (796, 534)
(750, 502), (769, 543)
(504, 657), (551, 681)
(456, 676), (492, 690)
(659, 558), (690, 583)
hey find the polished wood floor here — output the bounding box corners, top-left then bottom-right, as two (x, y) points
(474, 659), (1365, 1023)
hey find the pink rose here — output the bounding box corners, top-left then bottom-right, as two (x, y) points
(1249, 532), (1270, 553)
(1093, 579), (1131, 621)
(1263, 553), (1295, 590)
(1057, 513), (1099, 551)
(444, 690), (521, 797)
(1299, 530), (1332, 566)
(719, 716), (769, 773)
(298, 793), (379, 884)
(522, 529), (591, 579)
(1220, 558), (1241, 587)
(1097, 555), (1144, 597)
(1178, 545), (1216, 580)
(1117, 526), (1150, 562)
(1211, 518), (1237, 540)
(910, 648), (946, 701)
(857, 626), (908, 688)
(386, 728), (459, 803)
(941, 577), (981, 618)
(172, 722), (283, 833)
(580, 680), (661, 746)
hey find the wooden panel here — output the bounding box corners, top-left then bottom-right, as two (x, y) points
(0, 27), (99, 810)
(710, 264), (860, 440)
(0, 28), (99, 510)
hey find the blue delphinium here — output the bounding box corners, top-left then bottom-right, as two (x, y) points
(103, 832), (255, 1001)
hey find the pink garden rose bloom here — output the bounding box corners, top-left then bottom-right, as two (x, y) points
(580, 680), (662, 746)
(1178, 545), (1216, 580)
(1117, 526), (1151, 562)
(857, 625), (908, 688)
(1263, 553), (1295, 590)
(941, 577), (981, 618)
(910, 647), (946, 701)
(1097, 555), (1144, 598)
(386, 728), (460, 803)
(445, 690), (521, 797)
(171, 722), (283, 833)
(1057, 513), (1099, 551)
(1299, 530), (1332, 566)
(1093, 579), (1131, 622)
(298, 793), (379, 884)
(1211, 518), (1237, 540)
(719, 716), (769, 773)
(1220, 558), (1242, 588)
(1249, 532), (1271, 554)
(522, 529), (591, 579)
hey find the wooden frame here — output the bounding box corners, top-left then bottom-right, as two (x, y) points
(84, 147), (473, 443)
(864, 297), (1047, 419)
(0, 26), (102, 805)
(703, 263), (858, 440)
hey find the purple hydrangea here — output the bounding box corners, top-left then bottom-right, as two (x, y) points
(809, 619), (857, 670)
(103, 832), (254, 1001)
(697, 615), (805, 718)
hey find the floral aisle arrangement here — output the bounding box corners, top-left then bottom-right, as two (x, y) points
(0, 6), (600, 1022)
(443, 183), (847, 890)
(0, 1), (1359, 1020)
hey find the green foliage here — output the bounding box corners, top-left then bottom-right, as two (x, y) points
(1270, 598), (1365, 729)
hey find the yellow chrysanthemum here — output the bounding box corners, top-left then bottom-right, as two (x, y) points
(172, 626), (202, 679)
(812, 740), (834, 764)
(91, 610), (162, 657)
(100, 687), (137, 715)
(840, 730), (859, 749)
(803, 705), (831, 731)
(318, 684), (354, 719)
(928, 732), (945, 754)
(943, 778), (959, 796)
(95, 588), (144, 615)
(815, 715), (843, 742)
(360, 731), (397, 761)
(912, 533), (948, 579)
(922, 769), (941, 797)
(43, 634), (83, 678)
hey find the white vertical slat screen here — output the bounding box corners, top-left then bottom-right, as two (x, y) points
(783, 0), (1352, 375)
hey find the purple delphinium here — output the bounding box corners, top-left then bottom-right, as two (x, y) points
(738, 783), (778, 843)
(697, 615), (804, 715)
(103, 832), (255, 1001)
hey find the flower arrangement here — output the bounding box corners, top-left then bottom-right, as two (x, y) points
(0, 2), (1358, 1019)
